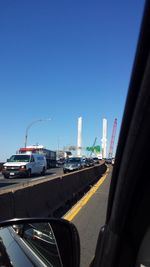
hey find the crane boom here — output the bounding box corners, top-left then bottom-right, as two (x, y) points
(90, 137), (97, 156)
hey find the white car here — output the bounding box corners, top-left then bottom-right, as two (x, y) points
(2, 153), (47, 178)
(111, 158), (115, 165)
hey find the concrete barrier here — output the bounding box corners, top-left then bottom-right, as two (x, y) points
(0, 163), (107, 220)
(0, 192), (14, 220)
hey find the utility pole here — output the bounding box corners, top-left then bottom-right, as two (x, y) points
(24, 118), (51, 147)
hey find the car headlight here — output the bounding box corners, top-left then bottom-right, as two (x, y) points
(20, 166), (26, 169)
(3, 166), (7, 169)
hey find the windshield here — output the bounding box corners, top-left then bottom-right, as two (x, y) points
(9, 155), (30, 162)
(66, 158), (81, 163)
(0, 1), (145, 267)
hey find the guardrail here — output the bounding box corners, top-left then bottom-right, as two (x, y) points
(0, 163), (107, 220)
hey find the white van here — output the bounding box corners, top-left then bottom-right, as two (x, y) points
(2, 153), (47, 178)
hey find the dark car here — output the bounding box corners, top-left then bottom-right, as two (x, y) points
(88, 158), (95, 167)
(83, 158), (95, 167)
(105, 158), (112, 164)
(56, 158), (65, 166)
(92, 157), (99, 164)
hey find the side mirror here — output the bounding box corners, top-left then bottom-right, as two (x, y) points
(7, 159), (10, 162)
(0, 218), (80, 267)
(30, 157), (35, 162)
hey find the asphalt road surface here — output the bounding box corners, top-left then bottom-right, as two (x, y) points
(0, 167), (64, 188)
(72, 166), (112, 267)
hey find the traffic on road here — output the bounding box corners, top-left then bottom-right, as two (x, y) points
(0, 156), (110, 192)
(0, 151), (104, 180)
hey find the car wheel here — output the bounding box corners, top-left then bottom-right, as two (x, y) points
(27, 169), (31, 178)
(41, 167), (46, 176)
(4, 174), (9, 179)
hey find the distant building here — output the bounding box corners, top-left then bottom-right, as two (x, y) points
(56, 150), (72, 159)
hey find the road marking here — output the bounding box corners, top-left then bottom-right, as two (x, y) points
(63, 168), (109, 221)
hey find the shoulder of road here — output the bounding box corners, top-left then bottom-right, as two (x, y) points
(63, 166), (112, 267)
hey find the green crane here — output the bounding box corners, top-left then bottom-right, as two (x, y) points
(90, 137), (97, 156)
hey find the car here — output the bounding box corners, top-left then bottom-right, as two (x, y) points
(111, 158), (115, 165)
(56, 158), (65, 166)
(105, 158), (112, 164)
(2, 153), (47, 178)
(63, 157), (83, 173)
(82, 157), (90, 167)
(81, 157), (88, 168)
(83, 157), (95, 167)
(88, 158), (95, 167)
(92, 157), (99, 164)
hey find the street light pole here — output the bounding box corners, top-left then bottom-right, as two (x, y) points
(24, 118), (51, 148)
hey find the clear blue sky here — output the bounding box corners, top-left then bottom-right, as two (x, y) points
(0, 0), (145, 161)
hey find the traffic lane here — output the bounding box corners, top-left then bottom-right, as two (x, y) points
(72, 166), (112, 267)
(0, 162), (103, 181)
(0, 164), (101, 183)
(0, 167), (64, 186)
(0, 164), (102, 189)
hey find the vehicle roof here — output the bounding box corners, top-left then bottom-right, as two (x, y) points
(13, 153), (45, 157)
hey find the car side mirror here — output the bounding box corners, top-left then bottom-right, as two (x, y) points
(30, 157), (35, 162)
(0, 218), (80, 267)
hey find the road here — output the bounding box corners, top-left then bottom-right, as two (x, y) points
(0, 162), (111, 267)
(0, 167), (64, 188)
(67, 165), (112, 267)
(0, 163), (102, 189)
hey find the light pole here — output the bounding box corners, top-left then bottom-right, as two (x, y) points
(24, 118), (51, 147)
